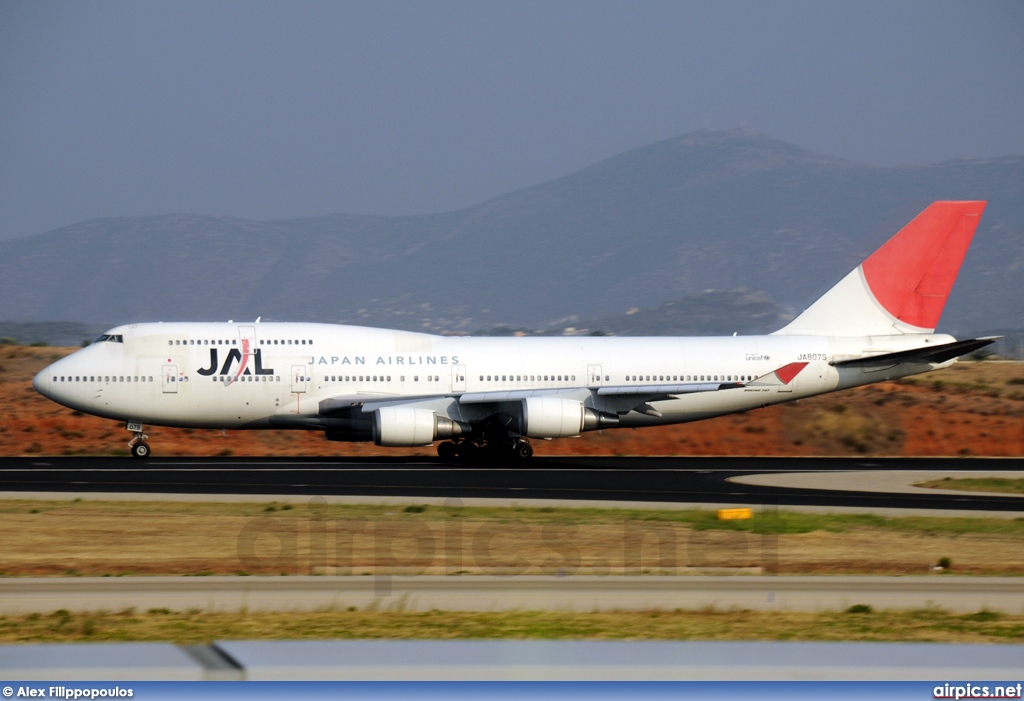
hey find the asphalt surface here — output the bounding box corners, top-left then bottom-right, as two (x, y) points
(2, 455), (1023, 511)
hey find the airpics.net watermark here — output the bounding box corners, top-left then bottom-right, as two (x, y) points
(235, 497), (779, 596)
(934, 683), (1023, 699)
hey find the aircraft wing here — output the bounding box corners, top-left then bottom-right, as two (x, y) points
(596, 381), (741, 398)
(311, 361), (809, 422)
(596, 362), (809, 398)
(458, 388), (587, 404)
(317, 392), (455, 417)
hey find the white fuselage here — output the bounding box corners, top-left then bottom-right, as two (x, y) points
(33, 321), (956, 433)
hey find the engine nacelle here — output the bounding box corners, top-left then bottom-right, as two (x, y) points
(373, 406), (468, 447)
(520, 397), (618, 438)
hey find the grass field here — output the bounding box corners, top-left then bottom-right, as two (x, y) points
(3, 607), (1023, 645)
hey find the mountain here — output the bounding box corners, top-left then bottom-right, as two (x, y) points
(0, 129), (1021, 336)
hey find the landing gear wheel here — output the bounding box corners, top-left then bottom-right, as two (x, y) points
(512, 440), (533, 460)
(127, 424), (150, 459)
(456, 443), (481, 462)
(437, 442), (457, 461)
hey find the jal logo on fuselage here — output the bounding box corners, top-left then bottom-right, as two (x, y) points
(197, 347), (274, 376)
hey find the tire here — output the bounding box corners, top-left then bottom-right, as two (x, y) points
(437, 442), (457, 461)
(513, 442), (533, 460)
(131, 442), (151, 459)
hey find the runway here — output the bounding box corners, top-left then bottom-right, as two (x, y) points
(2, 455), (1023, 512)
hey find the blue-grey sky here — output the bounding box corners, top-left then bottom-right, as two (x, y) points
(1, 0), (1021, 239)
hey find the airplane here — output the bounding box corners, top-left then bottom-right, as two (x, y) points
(33, 201), (995, 461)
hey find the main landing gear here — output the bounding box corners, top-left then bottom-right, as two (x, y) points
(436, 436), (534, 463)
(127, 423), (151, 459)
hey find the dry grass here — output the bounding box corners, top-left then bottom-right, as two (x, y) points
(3, 607), (1023, 644)
(2, 500), (1024, 577)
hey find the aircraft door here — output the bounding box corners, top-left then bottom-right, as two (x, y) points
(291, 365), (307, 393)
(239, 326), (256, 357)
(587, 364), (603, 387)
(162, 365), (179, 394)
(452, 364), (466, 392)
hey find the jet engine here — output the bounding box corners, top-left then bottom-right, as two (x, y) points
(520, 397), (618, 439)
(373, 407), (469, 447)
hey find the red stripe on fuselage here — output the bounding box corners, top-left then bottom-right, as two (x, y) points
(775, 362), (808, 385)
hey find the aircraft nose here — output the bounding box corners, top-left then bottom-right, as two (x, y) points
(32, 367), (50, 398)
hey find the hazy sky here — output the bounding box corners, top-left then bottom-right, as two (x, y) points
(1, 0), (1021, 239)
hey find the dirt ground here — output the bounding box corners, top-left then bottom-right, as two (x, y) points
(1, 346), (1021, 457)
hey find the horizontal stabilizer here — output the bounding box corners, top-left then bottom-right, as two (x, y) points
(832, 337), (998, 368)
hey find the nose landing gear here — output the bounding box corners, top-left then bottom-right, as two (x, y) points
(126, 422), (151, 459)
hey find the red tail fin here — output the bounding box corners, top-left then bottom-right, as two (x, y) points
(775, 201), (986, 336)
(861, 201), (986, 330)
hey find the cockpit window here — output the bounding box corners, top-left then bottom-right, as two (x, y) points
(94, 334), (124, 343)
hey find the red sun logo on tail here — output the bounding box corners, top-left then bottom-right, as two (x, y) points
(861, 201), (986, 331)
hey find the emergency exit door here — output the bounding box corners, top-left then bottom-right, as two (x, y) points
(162, 365), (179, 393)
(291, 365), (307, 393)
